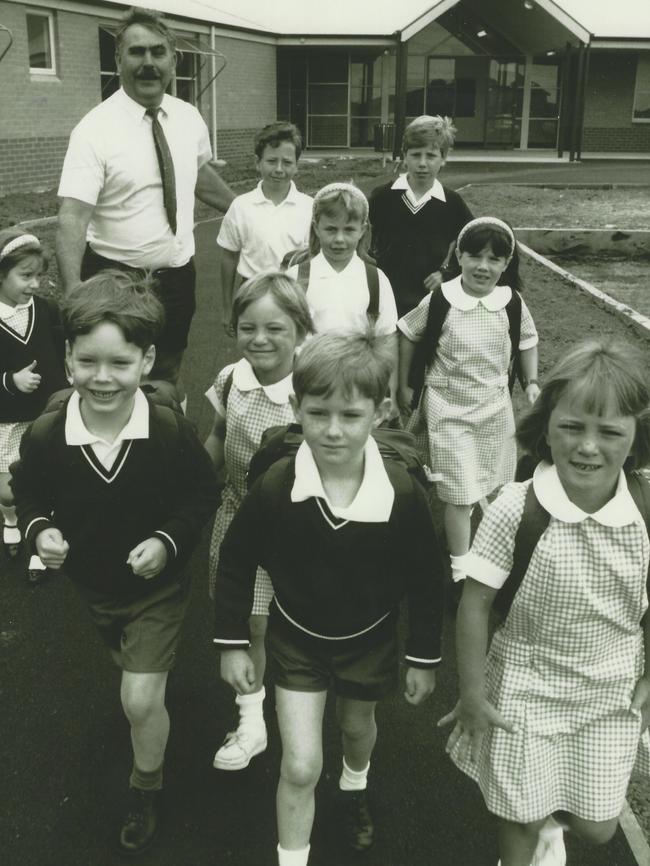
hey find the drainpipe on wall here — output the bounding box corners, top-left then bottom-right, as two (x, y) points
(575, 41), (590, 161)
(210, 25), (218, 159)
(393, 32), (408, 160)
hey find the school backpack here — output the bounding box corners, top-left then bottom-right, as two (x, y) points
(494, 469), (650, 619)
(408, 286), (523, 409)
(246, 422), (431, 491)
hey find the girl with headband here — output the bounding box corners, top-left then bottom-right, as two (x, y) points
(398, 217), (540, 584)
(0, 228), (68, 578)
(286, 182), (400, 417)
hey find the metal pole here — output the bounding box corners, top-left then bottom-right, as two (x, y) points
(393, 33), (408, 160)
(575, 42), (590, 161)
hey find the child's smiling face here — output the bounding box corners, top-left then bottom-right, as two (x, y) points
(546, 390), (636, 512)
(313, 204), (366, 271)
(236, 294), (302, 385)
(457, 243), (510, 297)
(0, 255), (42, 307)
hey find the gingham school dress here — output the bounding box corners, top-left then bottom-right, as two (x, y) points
(0, 304), (32, 473)
(450, 462), (650, 823)
(206, 358), (295, 607)
(398, 278), (538, 505)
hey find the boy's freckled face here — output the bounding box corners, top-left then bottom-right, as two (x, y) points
(66, 322), (154, 418)
(256, 141), (298, 192)
(236, 295), (301, 385)
(292, 387), (384, 471)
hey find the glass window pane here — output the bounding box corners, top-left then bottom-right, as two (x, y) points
(176, 51), (195, 78)
(27, 14), (52, 69)
(350, 86), (381, 117)
(527, 118), (558, 147)
(308, 115), (347, 146)
(407, 55), (424, 86)
(309, 54), (348, 83)
(634, 56), (650, 119)
(175, 78), (194, 104)
(406, 86), (425, 116)
(99, 28), (116, 72)
(351, 117), (381, 147)
(634, 93), (650, 119)
(101, 73), (120, 100)
(308, 84), (347, 114)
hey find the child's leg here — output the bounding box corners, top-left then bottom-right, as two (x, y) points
(120, 671), (170, 779)
(498, 817), (547, 866)
(562, 813), (617, 846)
(213, 613), (269, 770)
(336, 698), (377, 852)
(444, 502), (472, 582)
(276, 686), (327, 857)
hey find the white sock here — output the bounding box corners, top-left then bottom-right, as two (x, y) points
(180, 397), (188, 415)
(339, 757), (369, 791)
(29, 555), (47, 571)
(277, 844), (310, 866)
(450, 554), (467, 583)
(236, 686), (265, 730)
(0, 503), (17, 526)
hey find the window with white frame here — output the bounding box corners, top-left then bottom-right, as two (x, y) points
(633, 53), (650, 121)
(26, 10), (56, 75)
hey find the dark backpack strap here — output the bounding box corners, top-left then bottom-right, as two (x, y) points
(494, 483), (550, 618)
(505, 290), (523, 393)
(363, 262), (380, 321)
(257, 456), (295, 514)
(297, 259), (311, 292)
(222, 369), (235, 410)
(626, 471), (650, 592)
(408, 288), (451, 409)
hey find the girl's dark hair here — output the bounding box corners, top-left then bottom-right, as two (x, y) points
(293, 326), (393, 407)
(517, 339), (650, 471)
(230, 271), (314, 338)
(0, 228), (48, 278)
(62, 270), (164, 349)
(457, 221), (523, 292)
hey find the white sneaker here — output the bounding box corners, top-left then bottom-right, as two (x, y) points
(530, 817), (566, 866)
(213, 725), (267, 771)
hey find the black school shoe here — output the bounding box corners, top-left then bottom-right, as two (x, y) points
(339, 789), (374, 852)
(117, 788), (161, 857)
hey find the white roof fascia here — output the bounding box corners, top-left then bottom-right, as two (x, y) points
(276, 36), (396, 46)
(590, 39), (650, 50)
(529, 0), (591, 43)
(400, 0), (460, 42)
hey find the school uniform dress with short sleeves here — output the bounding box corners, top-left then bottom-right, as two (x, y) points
(398, 277), (537, 504)
(287, 251), (398, 337)
(450, 462), (650, 823)
(206, 358), (295, 607)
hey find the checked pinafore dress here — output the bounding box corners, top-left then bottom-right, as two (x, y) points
(398, 278), (537, 505)
(207, 358), (295, 606)
(451, 463), (650, 822)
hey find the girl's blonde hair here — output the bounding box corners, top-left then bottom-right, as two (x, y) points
(402, 115), (456, 157)
(230, 270), (314, 338)
(309, 182), (370, 258)
(517, 339), (650, 470)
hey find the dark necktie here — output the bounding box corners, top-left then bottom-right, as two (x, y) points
(146, 107), (177, 235)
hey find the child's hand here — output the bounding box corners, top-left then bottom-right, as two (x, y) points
(438, 697), (516, 763)
(35, 527), (69, 568)
(631, 676), (650, 732)
(397, 385), (414, 416)
(127, 537), (168, 579)
(423, 271), (443, 292)
(525, 382), (541, 404)
(13, 361), (41, 393)
(404, 666), (436, 705)
(220, 649), (256, 695)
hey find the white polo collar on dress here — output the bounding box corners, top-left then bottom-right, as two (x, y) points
(65, 388), (150, 446)
(232, 357), (294, 404)
(533, 461), (642, 526)
(251, 180), (301, 206)
(0, 297), (33, 320)
(442, 276), (512, 311)
(291, 436), (395, 522)
(391, 173), (446, 204)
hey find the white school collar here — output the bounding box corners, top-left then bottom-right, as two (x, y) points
(309, 250), (362, 279)
(533, 462), (642, 526)
(391, 173), (446, 204)
(442, 276), (512, 311)
(0, 297), (33, 320)
(291, 436), (395, 522)
(232, 357), (294, 404)
(65, 388), (149, 446)
(251, 180), (301, 206)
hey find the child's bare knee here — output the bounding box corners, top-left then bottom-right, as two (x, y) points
(281, 752), (322, 790)
(336, 701), (376, 739)
(567, 815), (617, 846)
(120, 674), (166, 724)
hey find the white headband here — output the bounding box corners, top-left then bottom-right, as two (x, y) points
(0, 234), (41, 262)
(313, 182), (369, 221)
(457, 217), (515, 255)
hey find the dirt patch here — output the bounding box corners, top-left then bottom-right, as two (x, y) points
(547, 253), (650, 319)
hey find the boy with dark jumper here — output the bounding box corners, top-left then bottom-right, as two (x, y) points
(213, 330), (445, 866)
(11, 271), (219, 856)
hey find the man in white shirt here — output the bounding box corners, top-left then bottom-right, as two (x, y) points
(56, 6), (234, 397)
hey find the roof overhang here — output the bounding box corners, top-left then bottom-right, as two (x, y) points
(590, 39), (650, 50)
(276, 36), (397, 47)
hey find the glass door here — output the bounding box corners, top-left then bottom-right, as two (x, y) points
(307, 54), (349, 147)
(484, 58), (523, 147)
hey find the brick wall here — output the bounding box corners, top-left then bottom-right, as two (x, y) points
(582, 49), (650, 153)
(0, 3), (277, 194)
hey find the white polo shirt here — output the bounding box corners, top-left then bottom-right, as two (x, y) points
(288, 252), (398, 337)
(58, 88), (212, 269)
(217, 181), (313, 278)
